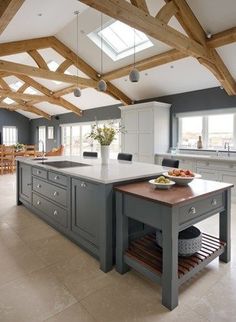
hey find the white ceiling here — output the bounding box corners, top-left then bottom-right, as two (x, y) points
(0, 0), (236, 119)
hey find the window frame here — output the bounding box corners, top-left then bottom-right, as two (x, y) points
(178, 112), (236, 149)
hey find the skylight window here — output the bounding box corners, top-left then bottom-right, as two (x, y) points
(24, 87), (37, 95)
(88, 20), (153, 61)
(9, 81), (23, 91)
(47, 60), (71, 85)
(3, 97), (15, 105)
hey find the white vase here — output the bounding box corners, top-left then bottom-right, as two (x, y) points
(101, 145), (110, 165)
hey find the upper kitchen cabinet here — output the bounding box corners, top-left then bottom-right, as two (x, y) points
(120, 102), (171, 164)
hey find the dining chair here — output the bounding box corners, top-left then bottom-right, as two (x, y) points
(117, 153), (133, 161)
(162, 158), (179, 168)
(2, 146), (15, 174)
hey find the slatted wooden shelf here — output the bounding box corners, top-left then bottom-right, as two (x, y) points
(125, 232), (226, 283)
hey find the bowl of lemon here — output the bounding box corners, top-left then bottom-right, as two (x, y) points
(149, 176), (175, 190)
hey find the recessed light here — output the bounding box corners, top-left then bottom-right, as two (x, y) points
(170, 65), (174, 69)
(37, 13), (43, 17)
(124, 79), (128, 82)
(145, 73), (148, 76)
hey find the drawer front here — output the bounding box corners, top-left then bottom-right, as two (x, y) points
(179, 193), (224, 224)
(32, 167), (47, 179)
(33, 178), (67, 206)
(48, 171), (68, 187)
(33, 193), (67, 228)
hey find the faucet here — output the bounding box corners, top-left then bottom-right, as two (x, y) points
(38, 140), (45, 159)
(224, 142), (230, 157)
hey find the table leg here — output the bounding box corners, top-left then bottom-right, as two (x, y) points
(220, 188), (231, 263)
(161, 208), (179, 310)
(116, 192), (129, 274)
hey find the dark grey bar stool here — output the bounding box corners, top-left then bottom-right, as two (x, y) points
(117, 153), (133, 161)
(162, 158), (179, 168)
(83, 151), (98, 158)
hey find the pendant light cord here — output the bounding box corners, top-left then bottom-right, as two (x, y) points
(133, 28), (136, 68)
(100, 12), (104, 77)
(76, 11), (79, 87)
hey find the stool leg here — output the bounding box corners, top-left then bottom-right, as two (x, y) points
(220, 189), (231, 263)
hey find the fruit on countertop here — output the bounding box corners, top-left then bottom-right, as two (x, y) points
(168, 169), (195, 177)
(154, 176), (171, 184)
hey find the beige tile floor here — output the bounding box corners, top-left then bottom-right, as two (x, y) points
(0, 174), (235, 322)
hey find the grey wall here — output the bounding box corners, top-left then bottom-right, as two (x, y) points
(0, 109), (30, 144)
(30, 104), (122, 151)
(137, 86), (236, 147)
(29, 86), (236, 151)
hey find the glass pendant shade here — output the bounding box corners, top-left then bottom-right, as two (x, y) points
(129, 68), (140, 82)
(97, 79), (107, 92)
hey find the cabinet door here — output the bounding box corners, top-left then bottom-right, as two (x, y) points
(122, 110), (138, 132)
(220, 171), (236, 200)
(19, 163), (32, 203)
(138, 133), (154, 163)
(196, 167), (219, 181)
(138, 109), (153, 132)
(71, 179), (99, 245)
(122, 133), (138, 160)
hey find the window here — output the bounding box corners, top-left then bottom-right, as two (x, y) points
(38, 126), (46, 152)
(88, 20), (153, 61)
(178, 113), (236, 149)
(179, 116), (203, 148)
(61, 120), (121, 158)
(3, 126), (18, 145)
(208, 114), (234, 148)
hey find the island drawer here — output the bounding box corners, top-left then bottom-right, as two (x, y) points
(48, 171), (68, 187)
(179, 193), (224, 224)
(32, 167), (47, 179)
(32, 177), (67, 207)
(33, 193), (67, 228)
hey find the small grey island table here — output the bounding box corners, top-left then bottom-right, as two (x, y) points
(115, 179), (233, 310)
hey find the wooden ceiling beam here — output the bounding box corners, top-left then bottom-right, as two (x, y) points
(0, 0), (25, 35)
(0, 37), (51, 57)
(0, 101), (51, 119)
(56, 59), (73, 73)
(156, 1), (178, 24)
(207, 26), (236, 48)
(165, 0), (236, 95)
(104, 49), (187, 81)
(79, 0), (209, 60)
(130, 0), (149, 14)
(27, 49), (49, 69)
(0, 59), (97, 87)
(50, 36), (132, 104)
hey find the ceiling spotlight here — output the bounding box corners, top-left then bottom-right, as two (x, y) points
(220, 86), (224, 90)
(170, 65), (174, 69)
(37, 13), (43, 17)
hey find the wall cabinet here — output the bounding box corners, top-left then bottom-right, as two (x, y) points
(121, 102), (171, 164)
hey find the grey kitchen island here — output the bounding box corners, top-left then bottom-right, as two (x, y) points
(16, 156), (164, 272)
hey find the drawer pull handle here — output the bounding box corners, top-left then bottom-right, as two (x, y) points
(81, 182), (87, 188)
(37, 200), (41, 205)
(37, 170), (41, 174)
(53, 191), (58, 196)
(54, 175), (59, 180)
(211, 199), (217, 206)
(53, 210), (58, 216)
(37, 184), (41, 188)
(27, 183), (32, 186)
(188, 207), (196, 215)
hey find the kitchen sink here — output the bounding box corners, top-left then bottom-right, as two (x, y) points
(40, 160), (91, 168)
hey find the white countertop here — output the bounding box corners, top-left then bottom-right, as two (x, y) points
(156, 152), (236, 163)
(17, 156), (165, 184)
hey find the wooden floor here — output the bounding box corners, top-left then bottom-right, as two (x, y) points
(0, 174), (236, 322)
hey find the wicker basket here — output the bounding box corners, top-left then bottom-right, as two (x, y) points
(156, 226), (202, 257)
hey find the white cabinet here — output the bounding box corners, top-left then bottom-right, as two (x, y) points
(121, 102), (170, 164)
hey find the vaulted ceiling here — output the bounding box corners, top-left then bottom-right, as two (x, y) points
(0, 0), (236, 119)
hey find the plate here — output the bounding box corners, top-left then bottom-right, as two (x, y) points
(149, 179), (175, 190)
(163, 172), (201, 186)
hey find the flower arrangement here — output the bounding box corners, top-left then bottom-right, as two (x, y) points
(88, 121), (123, 146)
(14, 143), (25, 152)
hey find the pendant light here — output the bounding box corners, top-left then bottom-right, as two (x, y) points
(73, 11), (81, 97)
(97, 12), (107, 92)
(129, 28), (140, 82)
